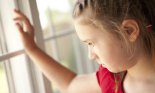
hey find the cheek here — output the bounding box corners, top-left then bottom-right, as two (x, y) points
(96, 42), (130, 72)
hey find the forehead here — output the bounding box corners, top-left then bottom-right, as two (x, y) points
(74, 21), (108, 41)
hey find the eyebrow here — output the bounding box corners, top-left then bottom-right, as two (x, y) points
(82, 39), (91, 43)
(82, 40), (87, 42)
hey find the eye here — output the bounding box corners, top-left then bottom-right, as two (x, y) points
(87, 42), (94, 47)
(88, 42), (92, 45)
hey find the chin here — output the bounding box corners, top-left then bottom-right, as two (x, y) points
(100, 64), (119, 73)
(101, 64), (106, 68)
(106, 67), (123, 73)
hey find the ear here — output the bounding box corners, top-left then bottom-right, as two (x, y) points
(121, 19), (140, 42)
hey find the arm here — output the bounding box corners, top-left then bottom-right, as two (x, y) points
(13, 9), (101, 93)
(68, 73), (101, 93)
(27, 48), (101, 93)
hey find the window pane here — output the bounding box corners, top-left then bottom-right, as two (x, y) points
(45, 34), (77, 93)
(36, 0), (75, 39)
(9, 54), (33, 93)
(45, 34), (77, 72)
(56, 35), (77, 72)
(0, 62), (9, 93)
(0, 0), (23, 53)
(0, 4), (9, 93)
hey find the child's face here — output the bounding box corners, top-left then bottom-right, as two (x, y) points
(74, 22), (136, 73)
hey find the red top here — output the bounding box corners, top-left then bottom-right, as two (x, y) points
(96, 65), (124, 93)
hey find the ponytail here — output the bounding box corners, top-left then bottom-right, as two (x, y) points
(140, 0), (155, 31)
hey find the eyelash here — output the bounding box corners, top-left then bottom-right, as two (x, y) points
(88, 42), (92, 45)
(87, 42), (94, 47)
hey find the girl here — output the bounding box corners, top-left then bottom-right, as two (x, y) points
(13, 0), (155, 93)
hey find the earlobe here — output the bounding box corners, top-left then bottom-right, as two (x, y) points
(121, 19), (140, 42)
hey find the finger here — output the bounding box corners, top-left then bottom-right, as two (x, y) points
(14, 20), (34, 35)
(15, 23), (24, 35)
(14, 9), (27, 19)
(14, 10), (31, 26)
(13, 17), (34, 32)
(13, 17), (30, 27)
(13, 19), (23, 27)
(13, 15), (31, 26)
(13, 9), (35, 35)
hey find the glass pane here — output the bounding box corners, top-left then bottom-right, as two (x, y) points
(45, 34), (77, 93)
(0, 0), (23, 53)
(46, 35), (77, 71)
(56, 35), (77, 72)
(0, 5), (9, 93)
(0, 62), (9, 93)
(9, 54), (33, 93)
(36, 0), (75, 39)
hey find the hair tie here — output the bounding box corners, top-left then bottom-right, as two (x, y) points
(146, 25), (153, 32)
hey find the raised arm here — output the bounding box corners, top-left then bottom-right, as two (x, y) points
(13, 9), (101, 93)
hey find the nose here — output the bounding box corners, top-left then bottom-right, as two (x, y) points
(88, 46), (96, 60)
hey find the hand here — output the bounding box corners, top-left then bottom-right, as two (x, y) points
(13, 9), (38, 51)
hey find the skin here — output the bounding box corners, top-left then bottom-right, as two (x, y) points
(13, 9), (155, 93)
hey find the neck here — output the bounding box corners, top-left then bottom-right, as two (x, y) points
(127, 54), (155, 81)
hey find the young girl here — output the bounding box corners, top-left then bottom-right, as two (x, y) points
(13, 0), (155, 93)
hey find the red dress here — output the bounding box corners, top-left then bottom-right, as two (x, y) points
(96, 65), (124, 93)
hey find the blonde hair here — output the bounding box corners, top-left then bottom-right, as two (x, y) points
(73, 0), (155, 92)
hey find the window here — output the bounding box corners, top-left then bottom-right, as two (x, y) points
(0, 0), (99, 93)
(0, 0), (49, 93)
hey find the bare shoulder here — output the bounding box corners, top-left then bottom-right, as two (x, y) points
(68, 73), (101, 93)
